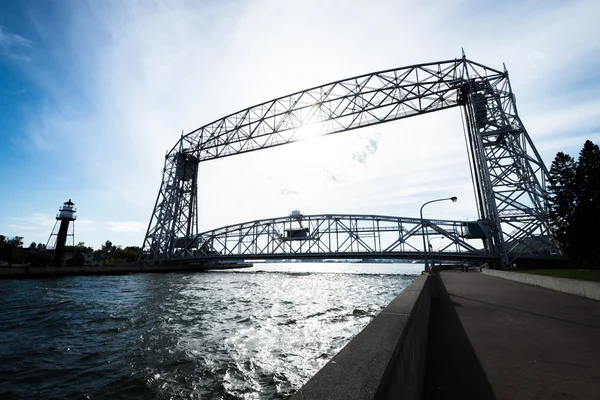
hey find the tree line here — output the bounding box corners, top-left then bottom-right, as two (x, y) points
(548, 140), (600, 267)
(0, 236), (141, 266)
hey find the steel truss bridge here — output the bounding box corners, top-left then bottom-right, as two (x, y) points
(141, 55), (562, 267)
(178, 213), (497, 264)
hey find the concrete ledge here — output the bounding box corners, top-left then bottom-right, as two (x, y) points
(482, 268), (600, 300)
(292, 274), (432, 400)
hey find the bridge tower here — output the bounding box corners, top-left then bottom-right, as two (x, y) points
(46, 199), (77, 266)
(142, 140), (199, 262)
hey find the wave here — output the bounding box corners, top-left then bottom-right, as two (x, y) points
(0, 265), (411, 399)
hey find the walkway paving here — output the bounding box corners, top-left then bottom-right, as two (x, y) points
(423, 270), (600, 400)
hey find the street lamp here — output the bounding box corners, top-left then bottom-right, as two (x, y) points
(420, 196), (457, 272)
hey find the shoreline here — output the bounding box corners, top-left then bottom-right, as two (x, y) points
(0, 262), (253, 279)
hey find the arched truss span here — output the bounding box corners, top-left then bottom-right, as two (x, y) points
(174, 213), (488, 263)
(141, 56), (558, 266)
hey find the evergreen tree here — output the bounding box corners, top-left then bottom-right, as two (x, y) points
(548, 141), (600, 267)
(548, 152), (577, 256)
(574, 140), (600, 265)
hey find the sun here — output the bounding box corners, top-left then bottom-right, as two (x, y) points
(295, 123), (323, 141)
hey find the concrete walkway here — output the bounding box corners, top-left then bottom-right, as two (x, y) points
(423, 270), (600, 400)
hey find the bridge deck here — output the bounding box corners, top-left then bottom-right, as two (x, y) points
(423, 270), (600, 399)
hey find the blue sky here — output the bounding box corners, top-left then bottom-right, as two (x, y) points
(1, 0), (599, 250)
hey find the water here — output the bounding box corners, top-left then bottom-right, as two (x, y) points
(0, 263), (421, 399)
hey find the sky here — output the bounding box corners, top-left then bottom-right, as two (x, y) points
(0, 0), (599, 250)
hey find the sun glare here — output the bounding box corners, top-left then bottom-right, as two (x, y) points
(296, 123), (323, 141)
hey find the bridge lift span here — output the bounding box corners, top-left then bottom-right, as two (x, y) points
(140, 55), (560, 267)
(181, 213), (497, 264)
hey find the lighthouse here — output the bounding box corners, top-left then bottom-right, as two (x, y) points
(47, 199), (77, 266)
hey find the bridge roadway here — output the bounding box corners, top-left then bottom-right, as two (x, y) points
(163, 252), (564, 269)
(424, 270), (600, 399)
(152, 212), (566, 266)
(164, 251), (497, 264)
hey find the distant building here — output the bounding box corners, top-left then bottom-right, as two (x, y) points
(62, 251), (102, 266)
(81, 252), (101, 266)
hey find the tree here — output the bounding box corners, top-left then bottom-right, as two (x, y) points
(29, 242), (37, 249)
(548, 152), (577, 254)
(101, 240), (117, 261)
(575, 140), (600, 209)
(68, 242), (93, 254)
(101, 240), (114, 253)
(7, 236), (23, 247)
(119, 246), (141, 262)
(548, 141), (600, 267)
(0, 235), (7, 262)
(574, 141), (600, 265)
(0, 236), (24, 264)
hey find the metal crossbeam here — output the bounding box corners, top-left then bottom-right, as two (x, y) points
(141, 56), (560, 266)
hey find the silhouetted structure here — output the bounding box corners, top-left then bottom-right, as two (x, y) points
(141, 56), (561, 267)
(46, 199), (77, 266)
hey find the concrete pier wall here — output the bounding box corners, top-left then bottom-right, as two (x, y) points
(292, 274), (432, 400)
(482, 268), (600, 300)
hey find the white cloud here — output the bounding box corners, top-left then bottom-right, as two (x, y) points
(107, 221), (146, 234)
(526, 50), (547, 70)
(526, 100), (600, 139)
(352, 133), (381, 165)
(0, 25), (31, 61)
(2, 212), (146, 249)
(6, 213), (55, 233)
(280, 188), (299, 196)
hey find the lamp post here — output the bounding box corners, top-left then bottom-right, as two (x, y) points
(420, 196), (457, 272)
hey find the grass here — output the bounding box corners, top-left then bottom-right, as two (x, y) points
(514, 269), (600, 283)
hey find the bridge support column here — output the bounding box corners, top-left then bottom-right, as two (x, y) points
(461, 71), (553, 267)
(140, 150), (199, 264)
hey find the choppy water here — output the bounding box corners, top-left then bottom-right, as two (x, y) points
(0, 263), (420, 399)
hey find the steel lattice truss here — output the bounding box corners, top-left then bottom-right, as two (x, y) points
(170, 214), (491, 263)
(141, 56), (559, 266)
